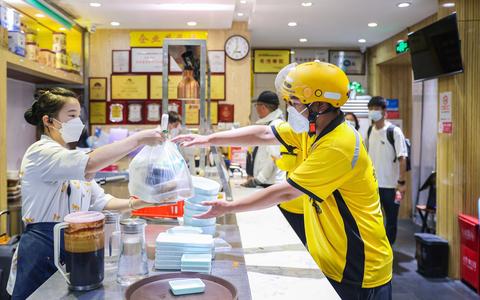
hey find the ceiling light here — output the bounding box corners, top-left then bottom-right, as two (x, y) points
(35, 13), (45, 18)
(368, 22), (378, 27)
(288, 22), (297, 27)
(358, 39), (366, 43)
(89, 2), (101, 7)
(59, 27), (66, 31)
(397, 2), (411, 8)
(290, 50), (295, 54)
(442, 2), (455, 7)
(299, 38), (308, 43)
(156, 3), (233, 11)
(240, 0), (247, 3)
(237, 12), (244, 17)
(187, 21), (197, 26)
(301, 2), (313, 7)
(110, 21), (120, 26)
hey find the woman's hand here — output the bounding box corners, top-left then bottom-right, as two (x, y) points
(132, 128), (165, 146)
(193, 200), (233, 219)
(171, 134), (210, 147)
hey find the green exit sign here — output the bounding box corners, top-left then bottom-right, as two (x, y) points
(396, 40), (409, 54)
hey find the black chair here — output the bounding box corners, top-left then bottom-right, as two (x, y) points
(416, 172), (436, 233)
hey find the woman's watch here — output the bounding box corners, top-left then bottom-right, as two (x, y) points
(397, 180), (406, 185)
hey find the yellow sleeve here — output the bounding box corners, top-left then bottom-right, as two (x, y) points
(288, 146), (351, 201)
(271, 122), (302, 151)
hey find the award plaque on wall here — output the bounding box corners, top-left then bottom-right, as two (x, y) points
(112, 50), (130, 73)
(127, 102), (144, 124)
(89, 101), (106, 124)
(107, 101), (126, 124)
(111, 75), (148, 100)
(89, 77), (107, 100)
(208, 50), (226, 73)
(145, 101), (162, 124)
(131, 47), (163, 73)
(185, 100), (200, 125)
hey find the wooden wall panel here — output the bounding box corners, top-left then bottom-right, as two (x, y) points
(89, 22), (252, 126)
(0, 55), (6, 232)
(436, 0), (480, 278)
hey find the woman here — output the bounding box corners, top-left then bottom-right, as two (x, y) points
(345, 112), (360, 130)
(8, 88), (164, 299)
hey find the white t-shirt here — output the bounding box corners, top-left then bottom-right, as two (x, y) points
(367, 121), (408, 188)
(7, 135), (112, 295)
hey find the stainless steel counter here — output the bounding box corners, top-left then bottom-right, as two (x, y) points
(28, 180), (339, 300)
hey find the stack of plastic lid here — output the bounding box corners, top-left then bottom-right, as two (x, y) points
(184, 176), (221, 236)
(181, 253), (212, 274)
(155, 232), (213, 270)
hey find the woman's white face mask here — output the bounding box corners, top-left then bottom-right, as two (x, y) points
(346, 120), (356, 128)
(287, 105), (309, 133)
(54, 117), (85, 143)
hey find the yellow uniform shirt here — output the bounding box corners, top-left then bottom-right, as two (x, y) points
(277, 143), (305, 214)
(272, 113), (393, 288)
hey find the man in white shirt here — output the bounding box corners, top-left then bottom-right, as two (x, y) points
(243, 91), (285, 188)
(366, 96), (408, 245)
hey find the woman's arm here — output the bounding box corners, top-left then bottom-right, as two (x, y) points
(85, 128), (164, 174)
(171, 125), (279, 148)
(194, 181), (303, 219)
(102, 196), (153, 213)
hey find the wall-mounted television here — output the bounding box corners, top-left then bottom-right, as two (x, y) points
(408, 13), (463, 81)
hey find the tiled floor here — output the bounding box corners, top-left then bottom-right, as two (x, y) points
(392, 219), (480, 300)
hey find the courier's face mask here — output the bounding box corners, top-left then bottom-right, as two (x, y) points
(286, 99), (310, 133)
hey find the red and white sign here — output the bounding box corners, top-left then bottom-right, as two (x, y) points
(439, 91), (452, 134)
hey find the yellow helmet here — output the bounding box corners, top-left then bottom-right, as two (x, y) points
(277, 61), (350, 107)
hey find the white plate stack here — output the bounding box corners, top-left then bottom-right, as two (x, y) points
(155, 232), (213, 271)
(181, 253), (213, 274)
(183, 177), (221, 236)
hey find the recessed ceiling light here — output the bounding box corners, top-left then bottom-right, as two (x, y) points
(110, 21), (120, 26)
(89, 2), (101, 7)
(240, 0), (247, 4)
(288, 22), (297, 27)
(442, 2), (455, 7)
(187, 21), (197, 26)
(237, 12), (244, 17)
(290, 50), (295, 54)
(397, 2), (411, 8)
(301, 2), (313, 7)
(59, 27), (66, 31)
(299, 38), (308, 43)
(358, 39), (366, 43)
(368, 22), (378, 27)
(35, 13), (45, 18)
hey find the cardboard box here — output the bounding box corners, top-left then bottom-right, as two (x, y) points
(6, 8), (20, 31)
(8, 31), (25, 56)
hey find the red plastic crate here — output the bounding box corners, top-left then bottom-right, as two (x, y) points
(459, 214), (479, 250)
(461, 244), (480, 292)
(132, 200), (184, 219)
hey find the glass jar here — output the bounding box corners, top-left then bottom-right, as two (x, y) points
(116, 218), (148, 286)
(103, 211), (121, 268)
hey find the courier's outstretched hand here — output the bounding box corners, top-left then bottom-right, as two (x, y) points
(172, 134), (210, 147)
(193, 200), (232, 219)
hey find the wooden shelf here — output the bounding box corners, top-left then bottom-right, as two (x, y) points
(2, 49), (83, 85)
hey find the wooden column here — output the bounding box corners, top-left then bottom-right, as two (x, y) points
(436, 0), (480, 278)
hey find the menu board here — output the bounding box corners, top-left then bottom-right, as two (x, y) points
(89, 78), (107, 100)
(253, 50), (291, 73)
(111, 75), (148, 100)
(89, 102), (106, 124)
(131, 48), (163, 73)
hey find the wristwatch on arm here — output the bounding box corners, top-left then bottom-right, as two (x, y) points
(397, 180), (406, 186)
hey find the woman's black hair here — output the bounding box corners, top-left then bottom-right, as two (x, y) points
(168, 111), (182, 124)
(24, 87), (79, 134)
(345, 112), (360, 130)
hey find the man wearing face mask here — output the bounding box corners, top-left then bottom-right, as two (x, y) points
(366, 96), (408, 245)
(173, 62), (393, 300)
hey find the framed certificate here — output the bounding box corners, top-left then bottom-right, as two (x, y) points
(89, 101), (106, 124)
(112, 50), (130, 73)
(127, 102), (144, 124)
(209, 74), (225, 100)
(209, 101), (218, 125)
(111, 75), (148, 100)
(150, 75), (183, 100)
(107, 101), (126, 124)
(89, 77), (107, 100)
(208, 50), (226, 73)
(145, 101), (162, 124)
(131, 47), (163, 73)
(185, 100), (200, 125)
(329, 50), (365, 75)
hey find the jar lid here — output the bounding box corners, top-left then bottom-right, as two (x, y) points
(103, 210), (120, 223)
(120, 218), (146, 233)
(64, 211), (105, 223)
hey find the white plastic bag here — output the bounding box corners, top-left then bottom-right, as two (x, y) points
(128, 141), (193, 204)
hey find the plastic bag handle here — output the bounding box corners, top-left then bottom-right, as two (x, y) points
(161, 114), (169, 133)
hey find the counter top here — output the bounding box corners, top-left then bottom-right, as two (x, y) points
(28, 181), (339, 300)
